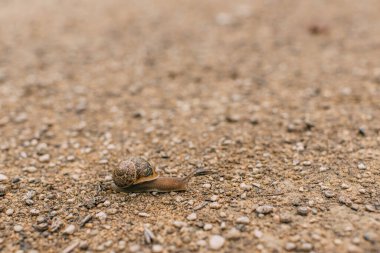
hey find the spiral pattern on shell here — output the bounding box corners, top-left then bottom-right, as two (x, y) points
(112, 157), (157, 188)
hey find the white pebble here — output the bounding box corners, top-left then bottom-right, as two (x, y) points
(357, 162), (367, 170)
(152, 244), (163, 253)
(138, 212), (150, 217)
(38, 154), (50, 163)
(203, 183), (212, 189)
(0, 174), (8, 182)
(96, 212), (107, 221)
(236, 216), (250, 224)
(173, 221), (187, 228)
(63, 224), (76, 235)
(209, 235), (225, 250)
(203, 223), (213, 231)
(14, 225), (23, 232)
(186, 213), (197, 221)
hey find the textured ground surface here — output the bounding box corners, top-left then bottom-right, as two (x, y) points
(0, 0), (380, 252)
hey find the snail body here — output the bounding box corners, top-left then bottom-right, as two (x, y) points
(112, 157), (209, 193)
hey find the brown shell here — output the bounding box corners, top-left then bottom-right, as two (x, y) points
(112, 157), (158, 188)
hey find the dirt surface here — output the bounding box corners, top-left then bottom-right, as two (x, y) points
(0, 0), (380, 252)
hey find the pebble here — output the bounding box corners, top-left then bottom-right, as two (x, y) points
(256, 205), (273, 214)
(152, 244), (163, 253)
(14, 225), (23, 232)
(23, 166), (37, 173)
(226, 228), (241, 240)
(253, 229), (263, 238)
(357, 162), (367, 170)
(186, 213), (197, 221)
(240, 183), (252, 191)
(79, 241), (89, 250)
(95, 212), (107, 221)
(324, 190), (335, 198)
(30, 208), (40, 216)
(285, 242), (296, 251)
(6, 208), (14, 216)
(203, 183), (212, 189)
(63, 224), (76, 235)
(0, 174), (8, 182)
(38, 154), (50, 163)
(364, 232), (376, 243)
(138, 212), (150, 217)
(297, 207), (309, 216)
(210, 195), (219, 202)
(129, 244), (141, 252)
(299, 243), (313, 251)
(204, 223), (213, 231)
(210, 202), (221, 209)
(319, 166), (329, 172)
(279, 213), (293, 223)
(173, 221), (187, 228)
(61, 241), (79, 253)
(209, 235), (225, 250)
(236, 216), (250, 224)
(365, 205), (376, 212)
(0, 185), (6, 196)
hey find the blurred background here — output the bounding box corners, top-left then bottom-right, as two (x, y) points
(0, 0), (379, 252)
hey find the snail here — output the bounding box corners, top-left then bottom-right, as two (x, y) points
(111, 157), (210, 192)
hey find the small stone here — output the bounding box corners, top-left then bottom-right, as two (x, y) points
(186, 213), (197, 221)
(209, 202), (221, 209)
(365, 205), (376, 212)
(63, 224), (76, 235)
(30, 209), (40, 216)
(0, 174), (8, 182)
(285, 242), (296, 251)
(209, 235), (225, 250)
(357, 163), (367, 170)
(364, 232), (377, 243)
(173, 221), (187, 228)
(279, 213), (293, 223)
(138, 212), (150, 217)
(319, 166), (329, 172)
(23, 166), (37, 173)
(6, 208), (14, 216)
(210, 195), (219, 202)
(351, 204), (360, 211)
(36, 143), (48, 155)
(297, 207), (309, 216)
(236, 216), (250, 224)
(38, 154), (50, 163)
(204, 223), (213, 231)
(240, 183), (252, 191)
(96, 212), (107, 221)
(34, 223), (48, 232)
(226, 228), (241, 240)
(14, 225), (23, 232)
(79, 241), (89, 250)
(67, 155), (75, 162)
(324, 190), (335, 198)
(203, 183), (212, 189)
(0, 185), (7, 196)
(254, 229), (263, 238)
(256, 205), (273, 214)
(152, 244), (163, 253)
(299, 243), (313, 251)
(129, 244), (141, 252)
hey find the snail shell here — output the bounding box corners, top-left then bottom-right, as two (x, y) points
(112, 157), (158, 188)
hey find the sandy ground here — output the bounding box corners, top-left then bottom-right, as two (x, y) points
(0, 0), (380, 252)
